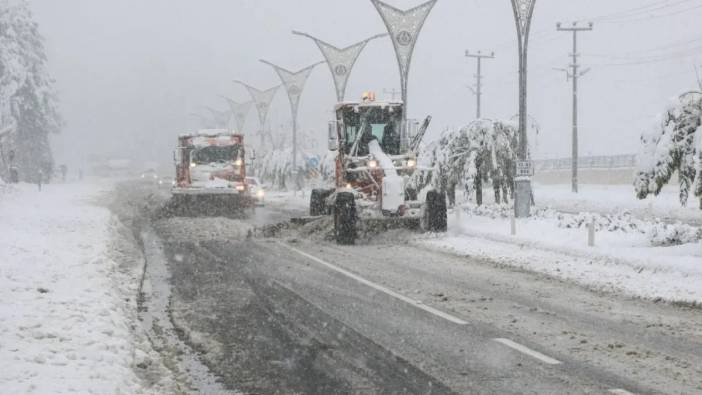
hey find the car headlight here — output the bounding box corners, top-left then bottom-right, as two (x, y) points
(257, 189), (265, 197)
(158, 180), (163, 185)
(234, 159), (243, 166)
(236, 184), (246, 191)
(190, 162), (196, 168)
(368, 159), (379, 169)
(407, 159), (417, 168)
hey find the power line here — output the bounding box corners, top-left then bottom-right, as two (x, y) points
(589, 44), (702, 67)
(578, 0), (698, 23)
(598, 3), (702, 24)
(585, 33), (702, 58)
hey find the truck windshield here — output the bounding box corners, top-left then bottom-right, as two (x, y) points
(191, 145), (241, 164)
(341, 106), (402, 156)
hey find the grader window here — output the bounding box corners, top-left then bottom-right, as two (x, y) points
(341, 106), (402, 156)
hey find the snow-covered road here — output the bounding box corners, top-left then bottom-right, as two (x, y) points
(0, 181), (173, 394)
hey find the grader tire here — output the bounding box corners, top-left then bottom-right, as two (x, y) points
(334, 192), (357, 245)
(422, 190), (448, 232)
(310, 189), (326, 216)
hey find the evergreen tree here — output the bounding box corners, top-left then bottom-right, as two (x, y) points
(634, 91), (702, 208)
(0, 0), (61, 182)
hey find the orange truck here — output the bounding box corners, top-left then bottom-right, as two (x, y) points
(171, 130), (254, 215)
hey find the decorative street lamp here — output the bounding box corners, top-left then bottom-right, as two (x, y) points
(292, 31), (387, 102)
(259, 60), (323, 180)
(221, 97), (253, 134)
(189, 112), (212, 129)
(370, 0), (437, 124)
(202, 106), (232, 129)
(233, 81), (281, 147)
(511, 0), (537, 218)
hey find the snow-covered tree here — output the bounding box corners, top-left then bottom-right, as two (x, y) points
(634, 91), (702, 208)
(254, 148), (321, 190)
(0, 0), (61, 182)
(429, 120), (519, 205)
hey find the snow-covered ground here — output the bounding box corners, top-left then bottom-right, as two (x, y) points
(264, 189), (311, 212)
(419, 204), (702, 305)
(533, 183), (702, 225)
(0, 181), (170, 393)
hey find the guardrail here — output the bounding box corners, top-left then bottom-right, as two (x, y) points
(534, 155), (636, 172)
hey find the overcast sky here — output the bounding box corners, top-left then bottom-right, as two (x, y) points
(29, 0), (702, 167)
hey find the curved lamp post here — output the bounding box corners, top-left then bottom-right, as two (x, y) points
(292, 31), (387, 102)
(370, 0), (437, 124)
(233, 81), (281, 147)
(220, 97), (253, 134)
(511, 0), (536, 218)
(259, 60), (323, 178)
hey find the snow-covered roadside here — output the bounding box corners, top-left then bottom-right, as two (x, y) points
(0, 181), (173, 393)
(264, 189), (310, 211)
(417, 207), (702, 305)
(534, 183), (702, 225)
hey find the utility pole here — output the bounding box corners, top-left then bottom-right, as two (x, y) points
(383, 88), (401, 101)
(556, 21), (593, 194)
(465, 50), (495, 119)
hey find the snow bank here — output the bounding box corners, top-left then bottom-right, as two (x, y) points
(418, 205), (702, 304)
(0, 182), (164, 393)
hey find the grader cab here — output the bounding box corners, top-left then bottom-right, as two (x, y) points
(310, 95), (447, 244)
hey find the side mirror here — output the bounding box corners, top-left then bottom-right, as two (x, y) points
(328, 121), (338, 151)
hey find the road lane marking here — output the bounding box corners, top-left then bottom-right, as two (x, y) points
(608, 390), (636, 395)
(279, 242), (468, 325)
(493, 338), (561, 365)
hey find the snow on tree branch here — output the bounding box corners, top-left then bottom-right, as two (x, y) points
(634, 91), (702, 209)
(422, 119), (520, 205)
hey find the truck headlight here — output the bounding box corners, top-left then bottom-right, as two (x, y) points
(407, 159), (417, 168)
(368, 160), (379, 169)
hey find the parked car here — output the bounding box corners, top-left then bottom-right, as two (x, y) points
(140, 168), (159, 183)
(158, 176), (175, 188)
(246, 176), (265, 205)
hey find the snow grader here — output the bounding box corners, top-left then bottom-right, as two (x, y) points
(310, 93), (447, 245)
(169, 130), (255, 216)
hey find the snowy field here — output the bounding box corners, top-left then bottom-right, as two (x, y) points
(533, 183), (702, 225)
(0, 181), (169, 394)
(420, 203), (702, 305)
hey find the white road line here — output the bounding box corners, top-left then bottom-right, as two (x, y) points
(492, 338), (562, 365)
(608, 390), (636, 395)
(279, 242), (468, 325)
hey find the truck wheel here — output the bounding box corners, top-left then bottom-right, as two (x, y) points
(334, 192), (357, 245)
(421, 190), (447, 232)
(310, 189), (326, 216)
